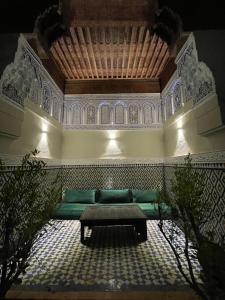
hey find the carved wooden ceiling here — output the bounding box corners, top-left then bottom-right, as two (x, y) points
(27, 0), (182, 93)
(50, 26), (169, 80)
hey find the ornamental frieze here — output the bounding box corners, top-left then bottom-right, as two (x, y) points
(63, 94), (162, 130)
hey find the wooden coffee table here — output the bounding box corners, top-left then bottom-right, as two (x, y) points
(79, 205), (147, 243)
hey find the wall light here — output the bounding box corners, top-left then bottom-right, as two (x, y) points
(176, 116), (183, 129)
(101, 130), (124, 159)
(107, 130), (119, 140)
(42, 122), (48, 133)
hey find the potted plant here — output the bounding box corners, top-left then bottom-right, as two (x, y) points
(0, 150), (61, 298)
(157, 154), (225, 300)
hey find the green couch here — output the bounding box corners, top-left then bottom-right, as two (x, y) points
(53, 189), (173, 220)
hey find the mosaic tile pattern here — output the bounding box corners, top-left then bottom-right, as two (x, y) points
(164, 166), (225, 244)
(13, 220), (202, 293)
(62, 164), (163, 190)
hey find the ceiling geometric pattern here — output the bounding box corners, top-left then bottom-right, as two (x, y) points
(50, 26), (169, 80)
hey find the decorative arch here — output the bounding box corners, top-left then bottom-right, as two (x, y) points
(143, 102), (155, 124)
(99, 103), (111, 124)
(86, 105), (96, 124)
(114, 103), (125, 124)
(128, 104), (139, 124)
(42, 84), (51, 114)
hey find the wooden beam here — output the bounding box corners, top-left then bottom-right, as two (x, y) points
(65, 79), (160, 94)
(144, 35), (161, 78)
(121, 26), (128, 78)
(70, 27), (89, 79)
(148, 38), (164, 78)
(77, 27), (94, 78)
(152, 43), (168, 78)
(156, 49), (169, 78)
(110, 27), (114, 78)
(54, 41), (74, 79)
(102, 27), (109, 78)
(94, 27), (104, 78)
(65, 36), (84, 79)
(50, 46), (70, 79)
(85, 27), (99, 78)
(116, 27), (120, 78)
(58, 37), (79, 79)
(126, 26), (137, 78)
(131, 26), (145, 78)
(135, 28), (149, 78)
(140, 34), (157, 78)
(66, 35), (85, 79)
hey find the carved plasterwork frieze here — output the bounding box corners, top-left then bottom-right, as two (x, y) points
(161, 33), (217, 121)
(63, 94), (162, 130)
(0, 34), (64, 122)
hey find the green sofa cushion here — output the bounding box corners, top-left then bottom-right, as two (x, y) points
(63, 189), (96, 204)
(53, 203), (91, 219)
(133, 190), (158, 203)
(96, 189), (131, 203)
(137, 203), (172, 219)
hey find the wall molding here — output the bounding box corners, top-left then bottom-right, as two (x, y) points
(1, 150), (225, 167)
(164, 150), (225, 167)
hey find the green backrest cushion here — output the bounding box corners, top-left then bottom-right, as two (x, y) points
(97, 189), (132, 203)
(63, 189), (96, 204)
(133, 190), (158, 203)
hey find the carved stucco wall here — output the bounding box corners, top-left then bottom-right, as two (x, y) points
(0, 34), (64, 123)
(63, 94), (162, 130)
(161, 33), (217, 121)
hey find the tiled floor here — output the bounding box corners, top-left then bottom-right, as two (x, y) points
(12, 220), (201, 293)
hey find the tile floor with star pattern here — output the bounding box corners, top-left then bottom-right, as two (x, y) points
(12, 220), (202, 293)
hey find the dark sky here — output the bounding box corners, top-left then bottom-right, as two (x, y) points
(0, 0), (225, 32)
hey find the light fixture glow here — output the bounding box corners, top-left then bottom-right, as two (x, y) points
(107, 130), (119, 140)
(42, 122), (48, 133)
(174, 128), (191, 156)
(176, 116), (183, 129)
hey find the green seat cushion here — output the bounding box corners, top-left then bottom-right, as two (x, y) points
(137, 203), (172, 219)
(97, 189), (132, 203)
(53, 203), (91, 219)
(133, 190), (158, 203)
(63, 189), (96, 204)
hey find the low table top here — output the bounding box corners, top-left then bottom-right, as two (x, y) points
(80, 204), (147, 221)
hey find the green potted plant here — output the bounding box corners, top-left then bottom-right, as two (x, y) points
(0, 150), (61, 299)
(157, 154), (225, 300)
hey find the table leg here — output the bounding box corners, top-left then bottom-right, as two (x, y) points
(81, 223), (85, 243)
(141, 220), (147, 241)
(135, 220), (147, 241)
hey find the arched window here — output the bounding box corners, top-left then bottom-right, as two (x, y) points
(166, 94), (173, 118)
(143, 104), (154, 124)
(100, 104), (110, 124)
(42, 86), (51, 114)
(128, 105), (138, 124)
(173, 83), (182, 112)
(72, 105), (81, 124)
(115, 104), (124, 124)
(87, 105), (96, 124)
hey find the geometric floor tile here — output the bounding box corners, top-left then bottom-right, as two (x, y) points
(12, 220), (202, 292)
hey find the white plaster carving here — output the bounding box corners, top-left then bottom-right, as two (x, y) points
(0, 34), (64, 122)
(161, 33), (217, 121)
(63, 93), (161, 130)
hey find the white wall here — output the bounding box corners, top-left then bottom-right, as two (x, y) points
(62, 128), (164, 160)
(0, 98), (62, 160)
(164, 98), (225, 158)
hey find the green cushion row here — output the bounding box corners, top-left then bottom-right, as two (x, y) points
(54, 202), (172, 220)
(62, 189), (159, 204)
